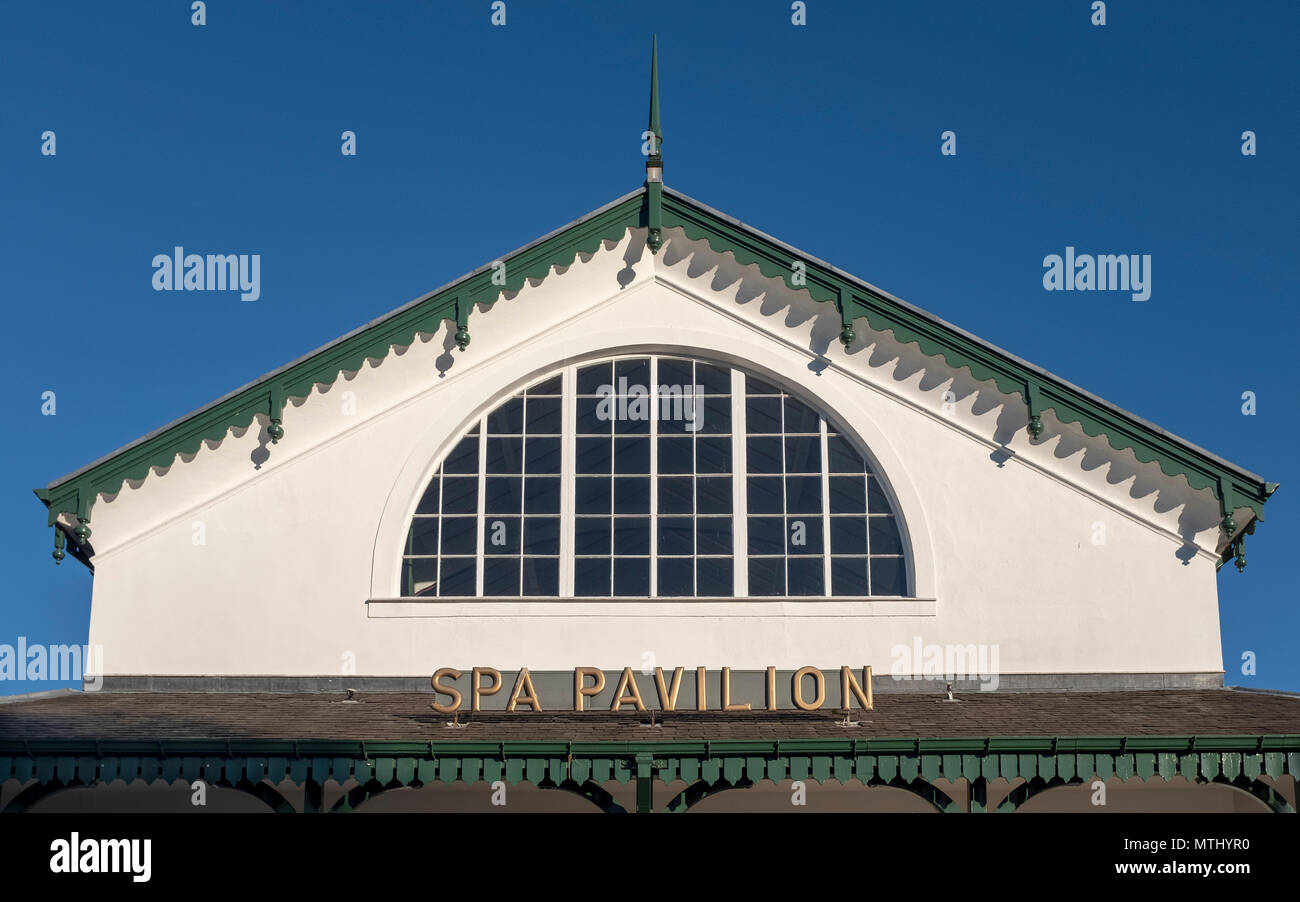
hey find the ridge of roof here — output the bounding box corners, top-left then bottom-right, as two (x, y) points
(34, 185), (1276, 569)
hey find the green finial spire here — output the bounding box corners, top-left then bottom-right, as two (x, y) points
(645, 35), (664, 253)
(648, 35), (662, 156)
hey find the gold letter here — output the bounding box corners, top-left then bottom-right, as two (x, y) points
(654, 666), (684, 712)
(431, 667), (462, 714)
(575, 667), (605, 712)
(507, 667), (543, 712)
(766, 666), (777, 711)
(840, 665), (873, 711)
(721, 667), (751, 711)
(696, 666), (707, 712)
(472, 666), (502, 712)
(792, 666), (826, 711)
(611, 667), (648, 712)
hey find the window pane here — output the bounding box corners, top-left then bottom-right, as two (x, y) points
(524, 437), (561, 474)
(485, 436), (523, 473)
(439, 557), (476, 596)
(786, 516), (823, 555)
(484, 476), (521, 514)
(614, 517), (650, 555)
(577, 362), (613, 395)
(614, 476), (650, 514)
(696, 477), (732, 515)
(405, 557), (437, 596)
(748, 557), (784, 596)
(613, 437), (649, 474)
(614, 558), (650, 596)
(659, 477), (694, 515)
(786, 557), (824, 595)
(746, 436), (782, 474)
(746, 397), (782, 434)
(746, 374), (780, 395)
(614, 408), (650, 435)
(483, 558), (520, 596)
(869, 516), (904, 555)
(445, 436), (479, 474)
(523, 557), (559, 596)
(867, 475), (892, 513)
(522, 517), (559, 555)
(441, 477), (478, 514)
(696, 558), (733, 596)
(657, 359), (693, 387)
(658, 437), (693, 474)
(783, 397), (820, 434)
(747, 517), (784, 555)
(524, 477), (560, 514)
(870, 557), (905, 596)
(696, 519), (732, 555)
(575, 557), (611, 596)
(440, 517), (477, 555)
(529, 375), (561, 396)
(415, 480), (440, 515)
(615, 357), (651, 387)
(574, 518), (611, 555)
(828, 476), (866, 513)
(576, 397), (612, 434)
(657, 557), (693, 596)
(785, 476), (822, 514)
(484, 516), (520, 554)
(785, 435), (820, 474)
(575, 476), (611, 515)
(487, 397), (524, 434)
(831, 557), (868, 596)
(828, 434), (865, 473)
(696, 363), (730, 394)
(831, 517), (867, 554)
(696, 437), (730, 474)
(576, 437), (611, 473)
(747, 476), (783, 514)
(657, 517), (694, 555)
(525, 396), (562, 434)
(408, 518), (439, 556)
(699, 396), (731, 434)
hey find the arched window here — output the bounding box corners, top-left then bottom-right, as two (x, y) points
(402, 355), (909, 598)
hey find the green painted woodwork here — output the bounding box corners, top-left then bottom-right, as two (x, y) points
(33, 185), (1276, 565)
(3, 733), (1295, 813)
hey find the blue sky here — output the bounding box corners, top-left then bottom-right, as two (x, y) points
(1, 1), (1295, 693)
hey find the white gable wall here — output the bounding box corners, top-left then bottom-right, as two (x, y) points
(82, 229), (1225, 680)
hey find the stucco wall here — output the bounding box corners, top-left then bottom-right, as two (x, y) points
(83, 229), (1225, 680)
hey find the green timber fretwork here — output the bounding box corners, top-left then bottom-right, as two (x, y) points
(2, 735), (1297, 814)
(34, 187), (1277, 568)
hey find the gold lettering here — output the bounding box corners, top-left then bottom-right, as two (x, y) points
(472, 666), (502, 712)
(696, 666), (707, 712)
(653, 666), (684, 712)
(840, 665), (873, 711)
(766, 666), (777, 711)
(430, 667), (463, 714)
(611, 667), (648, 712)
(792, 666), (826, 711)
(507, 667), (543, 712)
(574, 667), (605, 712)
(721, 666), (751, 711)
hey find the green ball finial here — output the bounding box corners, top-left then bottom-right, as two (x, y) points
(454, 327), (471, 351)
(1221, 513), (1237, 536)
(1027, 415), (1044, 441)
(839, 325), (855, 347)
(268, 419), (284, 443)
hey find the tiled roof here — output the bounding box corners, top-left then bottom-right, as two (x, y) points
(2, 688), (1298, 743)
